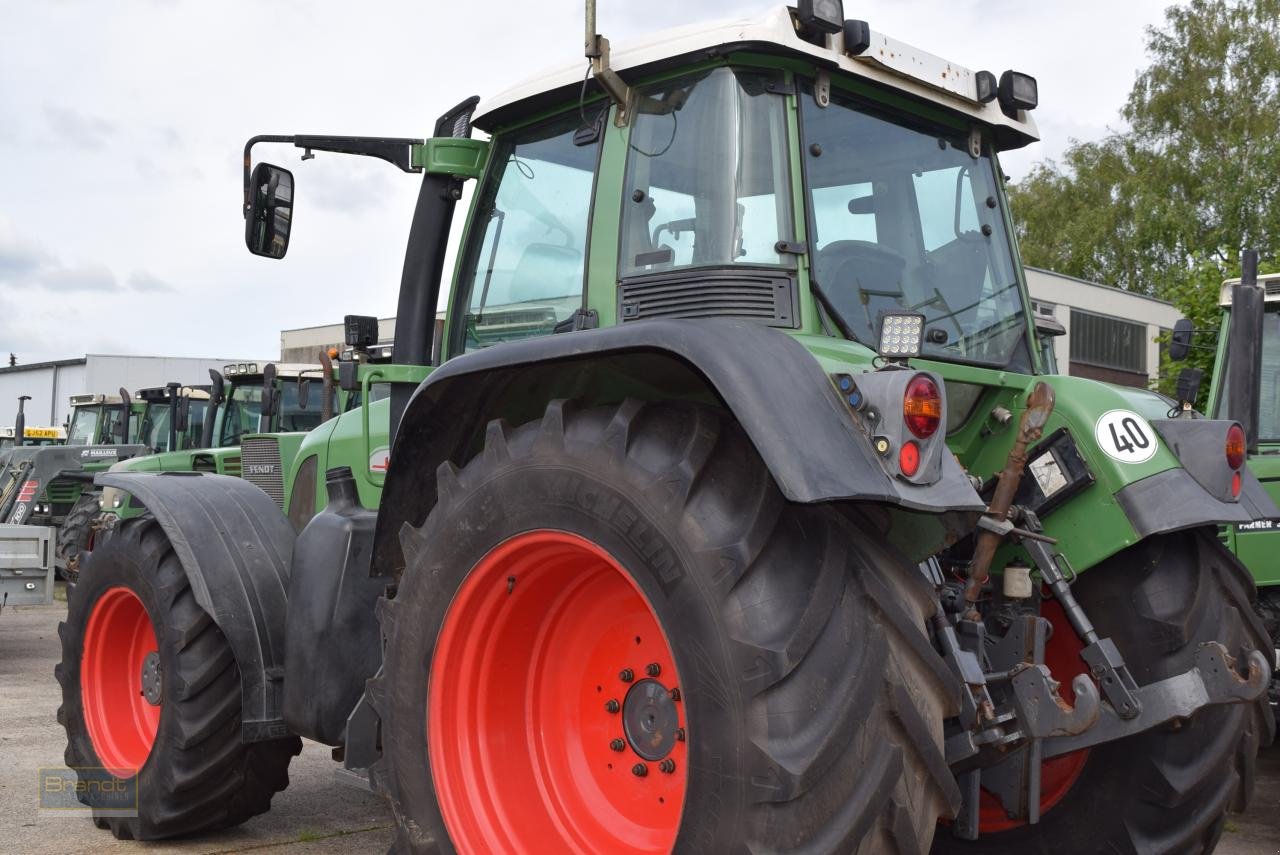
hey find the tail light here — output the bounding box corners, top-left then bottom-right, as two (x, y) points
(903, 375), (942, 439)
(1225, 424), (1246, 470)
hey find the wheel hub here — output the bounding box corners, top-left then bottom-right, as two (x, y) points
(140, 651), (163, 706)
(622, 678), (679, 761)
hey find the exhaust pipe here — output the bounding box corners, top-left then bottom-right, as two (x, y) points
(14, 396), (29, 446)
(203, 369), (225, 449)
(1226, 249), (1264, 454)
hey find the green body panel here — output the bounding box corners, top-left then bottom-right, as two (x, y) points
(1209, 306), (1280, 587)
(413, 138), (489, 179)
(282, 365), (423, 516)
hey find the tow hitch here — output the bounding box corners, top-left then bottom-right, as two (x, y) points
(938, 383), (1272, 839)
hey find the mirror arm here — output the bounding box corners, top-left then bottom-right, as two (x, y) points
(243, 134), (424, 216)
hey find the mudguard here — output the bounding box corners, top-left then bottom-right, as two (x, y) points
(96, 471), (295, 741)
(375, 319), (984, 575)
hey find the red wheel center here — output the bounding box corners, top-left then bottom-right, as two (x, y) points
(428, 530), (686, 854)
(80, 586), (161, 777)
(977, 598), (1090, 831)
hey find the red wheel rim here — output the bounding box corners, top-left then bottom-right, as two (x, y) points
(978, 598), (1090, 831)
(80, 586), (161, 777)
(429, 531), (686, 854)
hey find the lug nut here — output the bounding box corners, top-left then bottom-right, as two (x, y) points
(605, 699), (620, 713)
(658, 759), (676, 774)
(675, 728), (686, 742)
(632, 763), (648, 777)
(645, 662), (661, 677)
(619, 668), (634, 683)
(610, 738), (626, 752)
(669, 687), (681, 701)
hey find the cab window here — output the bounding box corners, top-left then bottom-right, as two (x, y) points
(453, 110), (600, 354)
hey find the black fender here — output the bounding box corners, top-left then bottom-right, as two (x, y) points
(96, 471), (295, 741)
(374, 319), (983, 576)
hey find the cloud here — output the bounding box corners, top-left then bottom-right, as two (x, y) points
(0, 223), (54, 280)
(40, 263), (119, 292)
(42, 105), (116, 148)
(128, 270), (175, 292)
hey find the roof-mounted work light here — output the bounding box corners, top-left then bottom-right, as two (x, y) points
(878, 313), (924, 360)
(797, 0), (844, 35)
(998, 71), (1038, 112)
(975, 71), (998, 103)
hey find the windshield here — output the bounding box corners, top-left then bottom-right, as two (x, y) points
(67, 406), (100, 445)
(141, 403), (171, 451)
(619, 67), (794, 277)
(800, 83), (1030, 370)
(455, 109), (599, 352)
(220, 382), (263, 446)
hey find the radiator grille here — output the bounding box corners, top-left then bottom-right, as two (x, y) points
(618, 269), (797, 327)
(240, 438), (284, 507)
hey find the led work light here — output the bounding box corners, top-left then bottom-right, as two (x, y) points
(878, 313), (924, 359)
(798, 0), (844, 35)
(998, 71), (1038, 112)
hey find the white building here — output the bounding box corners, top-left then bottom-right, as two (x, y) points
(1025, 267), (1182, 388)
(0, 354), (267, 428)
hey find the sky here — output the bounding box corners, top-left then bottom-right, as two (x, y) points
(0, 0), (1176, 364)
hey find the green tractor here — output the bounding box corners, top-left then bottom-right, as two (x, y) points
(88, 361), (346, 550)
(60, 5), (1273, 852)
(1175, 263), (1280, 720)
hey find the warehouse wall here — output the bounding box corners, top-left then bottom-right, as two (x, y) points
(0, 354), (264, 428)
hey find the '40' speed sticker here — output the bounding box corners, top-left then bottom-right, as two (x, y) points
(1094, 409), (1159, 464)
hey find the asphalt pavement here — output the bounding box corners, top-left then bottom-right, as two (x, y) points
(2, 597), (1276, 854)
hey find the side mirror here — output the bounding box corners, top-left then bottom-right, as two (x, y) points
(175, 396), (191, 433)
(1169, 318), (1194, 362)
(245, 162), (294, 259)
(297, 377), (311, 411)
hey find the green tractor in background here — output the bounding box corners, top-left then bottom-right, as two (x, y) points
(1177, 265), (1280, 719)
(59, 4), (1274, 853)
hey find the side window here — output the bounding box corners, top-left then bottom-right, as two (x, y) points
(454, 111), (600, 353)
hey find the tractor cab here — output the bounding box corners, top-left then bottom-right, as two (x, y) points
(66, 394), (142, 446)
(136, 385), (211, 454)
(216, 362), (332, 445)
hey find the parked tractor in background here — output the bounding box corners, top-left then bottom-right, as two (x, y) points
(1173, 267), (1280, 721)
(59, 5), (1274, 853)
(0, 393), (145, 580)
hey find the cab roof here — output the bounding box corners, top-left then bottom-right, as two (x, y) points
(473, 5), (1038, 149)
(1220, 273), (1280, 306)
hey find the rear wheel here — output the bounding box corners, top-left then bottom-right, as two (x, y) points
(57, 493), (100, 584)
(933, 530), (1275, 854)
(373, 399), (963, 853)
(55, 517), (300, 839)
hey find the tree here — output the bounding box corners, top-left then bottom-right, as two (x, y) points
(1009, 0), (1280, 396)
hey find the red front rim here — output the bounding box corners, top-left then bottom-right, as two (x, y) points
(429, 531), (686, 854)
(978, 598), (1090, 831)
(80, 586), (161, 777)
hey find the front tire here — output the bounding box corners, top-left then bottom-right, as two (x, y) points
(55, 517), (300, 839)
(373, 399), (962, 853)
(933, 530), (1275, 854)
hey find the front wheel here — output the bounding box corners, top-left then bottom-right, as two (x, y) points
(373, 399), (964, 853)
(55, 517), (300, 839)
(933, 530), (1275, 855)
(57, 493), (100, 584)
